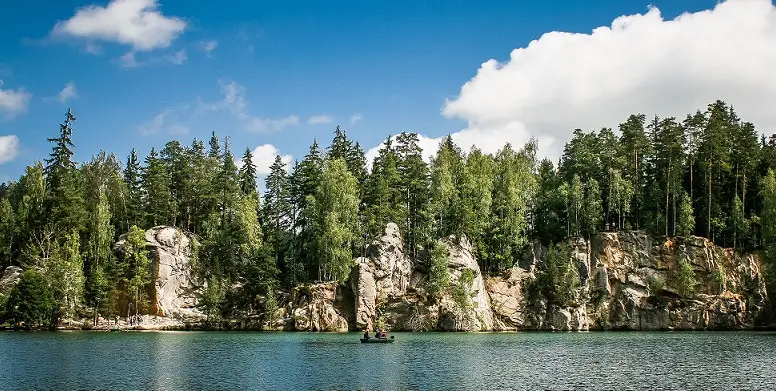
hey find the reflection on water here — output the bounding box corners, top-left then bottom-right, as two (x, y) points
(1, 331), (776, 390)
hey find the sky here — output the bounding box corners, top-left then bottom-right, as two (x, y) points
(2, 0), (776, 184)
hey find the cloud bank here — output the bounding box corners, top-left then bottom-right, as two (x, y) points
(370, 0), (776, 166)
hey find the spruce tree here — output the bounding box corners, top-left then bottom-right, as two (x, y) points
(124, 149), (143, 230)
(239, 147), (258, 196)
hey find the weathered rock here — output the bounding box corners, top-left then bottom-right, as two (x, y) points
(436, 234), (494, 331)
(289, 283), (349, 332)
(486, 268), (530, 330)
(0, 266), (22, 295)
(350, 223), (412, 330)
(114, 226), (203, 320)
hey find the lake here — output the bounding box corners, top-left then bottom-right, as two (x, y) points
(1, 331), (774, 390)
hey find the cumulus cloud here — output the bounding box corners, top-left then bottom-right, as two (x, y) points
(373, 0), (776, 165)
(308, 114), (333, 125)
(58, 82), (78, 103)
(138, 108), (190, 136)
(349, 113), (363, 125)
(200, 40), (218, 56)
(0, 81), (32, 118)
(0, 135), (20, 165)
(203, 80), (300, 132)
(51, 0), (187, 51)
(245, 144), (293, 176)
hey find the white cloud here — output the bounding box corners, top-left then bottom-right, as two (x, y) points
(308, 114), (333, 125)
(248, 144), (292, 176)
(200, 40), (218, 56)
(58, 82), (78, 103)
(138, 108), (190, 136)
(168, 49), (186, 65)
(0, 135), (20, 164)
(51, 0), (187, 52)
(202, 80), (300, 132)
(380, 0), (776, 165)
(0, 81), (32, 118)
(349, 113), (363, 125)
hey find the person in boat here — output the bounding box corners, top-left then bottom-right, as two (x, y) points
(363, 329), (370, 340)
(374, 328), (383, 339)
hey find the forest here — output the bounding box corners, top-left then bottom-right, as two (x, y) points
(2, 99), (776, 327)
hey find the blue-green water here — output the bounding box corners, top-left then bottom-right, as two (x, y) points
(1, 331), (775, 390)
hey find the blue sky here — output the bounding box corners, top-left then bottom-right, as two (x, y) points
(1, 0), (773, 183)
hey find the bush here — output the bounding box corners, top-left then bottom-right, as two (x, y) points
(712, 264), (726, 294)
(452, 269), (475, 311)
(4, 269), (55, 328)
(425, 242), (450, 300)
(674, 259), (698, 296)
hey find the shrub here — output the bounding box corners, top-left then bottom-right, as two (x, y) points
(674, 259), (698, 296)
(425, 242), (450, 300)
(452, 269), (475, 311)
(712, 264), (726, 294)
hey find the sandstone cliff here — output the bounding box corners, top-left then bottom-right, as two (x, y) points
(98, 224), (769, 332)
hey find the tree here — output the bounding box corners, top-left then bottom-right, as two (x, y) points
(239, 147), (258, 196)
(313, 158), (359, 282)
(760, 169), (776, 299)
(124, 226), (151, 319)
(44, 109), (85, 233)
(424, 241), (450, 299)
(290, 140), (323, 280)
(459, 147), (493, 259)
(619, 114), (651, 229)
(430, 136), (465, 237)
(4, 269), (54, 328)
(0, 198), (15, 268)
(364, 136), (404, 242)
(582, 178), (603, 237)
(124, 149), (143, 230)
(48, 229), (84, 322)
(486, 143), (536, 272)
(141, 148), (174, 227)
(84, 184), (115, 324)
(263, 155), (292, 282)
(676, 190), (695, 237)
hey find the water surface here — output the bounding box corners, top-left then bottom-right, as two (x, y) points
(1, 331), (774, 390)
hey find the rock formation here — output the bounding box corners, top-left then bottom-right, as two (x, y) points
(0, 266), (22, 296)
(518, 231), (768, 331)
(114, 226), (203, 320)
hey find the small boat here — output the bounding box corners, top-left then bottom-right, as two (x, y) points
(360, 336), (395, 343)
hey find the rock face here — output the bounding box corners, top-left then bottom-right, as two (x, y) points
(435, 235), (494, 331)
(0, 266), (22, 296)
(288, 282), (351, 332)
(517, 231), (768, 331)
(350, 223), (412, 330)
(114, 226), (203, 319)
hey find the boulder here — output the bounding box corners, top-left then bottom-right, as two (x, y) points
(289, 283), (349, 332)
(0, 266), (22, 295)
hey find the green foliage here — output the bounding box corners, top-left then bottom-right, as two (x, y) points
(530, 243), (579, 307)
(425, 241), (450, 299)
(313, 158), (359, 282)
(124, 226), (151, 317)
(4, 269), (55, 328)
(673, 259), (698, 296)
(712, 264), (726, 294)
(452, 268), (475, 311)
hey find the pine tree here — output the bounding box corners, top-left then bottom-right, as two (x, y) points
(263, 155), (292, 282)
(44, 109), (85, 233)
(619, 114), (651, 229)
(364, 136), (403, 241)
(396, 132), (432, 259)
(676, 190), (695, 237)
(430, 136), (465, 237)
(141, 148), (173, 227)
(290, 140), (323, 281)
(124, 149), (143, 230)
(239, 147), (258, 196)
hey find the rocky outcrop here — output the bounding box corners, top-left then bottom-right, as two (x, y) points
(436, 235), (494, 331)
(486, 267), (531, 330)
(350, 223), (412, 330)
(516, 231), (768, 331)
(0, 266), (22, 296)
(114, 226), (203, 320)
(288, 283), (351, 332)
